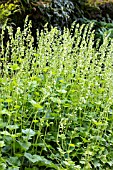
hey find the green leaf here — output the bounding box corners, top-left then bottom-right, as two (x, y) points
(24, 153), (42, 163)
(0, 163), (7, 170)
(0, 119), (7, 128)
(108, 160), (113, 167)
(24, 153), (58, 169)
(56, 89), (67, 93)
(50, 97), (61, 104)
(5, 98), (13, 103)
(100, 155), (107, 163)
(29, 100), (43, 109)
(93, 160), (101, 168)
(6, 125), (19, 131)
(1, 109), (11, 116)
(22, 129), (35, 139)
(0, 141), (5, 147)
(7, 157), (21, 166)
(0, 131), (11, 136)
(10, 64), (20, 71)
(17, 141), (31, 151)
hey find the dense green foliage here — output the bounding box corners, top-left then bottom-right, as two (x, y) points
(1, 20), (113, 169)
(1, 1), (113, 168)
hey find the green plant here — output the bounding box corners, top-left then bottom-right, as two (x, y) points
(1, 19), (113, 169)
(0, 0), (20, 23)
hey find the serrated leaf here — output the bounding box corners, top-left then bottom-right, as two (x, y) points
(24, 153), (42, 163)
(7, 157), (21, 166)
(22, 129), (35, 138)
(17, 141), (31, 151)
(24, 153), (58, 169)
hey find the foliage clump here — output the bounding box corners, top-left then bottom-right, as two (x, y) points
(1, 20), (113, 169)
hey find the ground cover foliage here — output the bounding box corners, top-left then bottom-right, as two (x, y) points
(1, 20), (113, 169)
